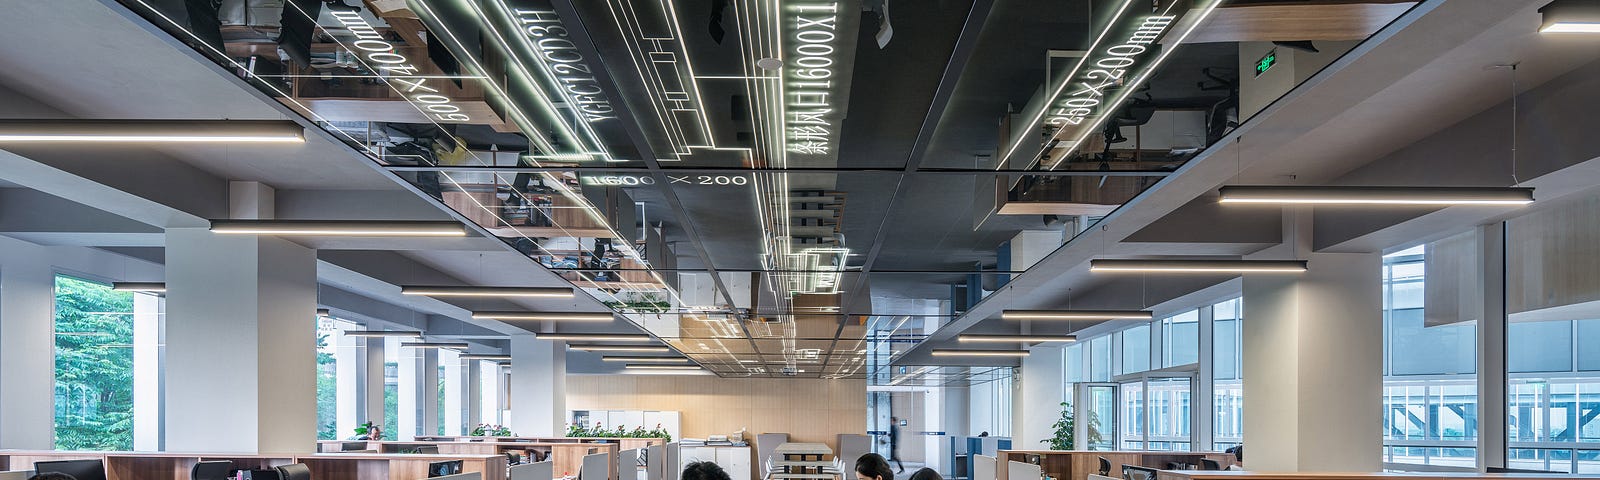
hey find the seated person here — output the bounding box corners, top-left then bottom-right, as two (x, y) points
(908, 468), (942, 480)
(682, 462), (732, 480)
(854, 454), (895, 480)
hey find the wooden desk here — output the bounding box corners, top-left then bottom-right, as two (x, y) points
(0, 450), (507, 480)
(996, 450), (1233, 480)
(773, 443), (832, 461)
(1154, 472), (1586, 480)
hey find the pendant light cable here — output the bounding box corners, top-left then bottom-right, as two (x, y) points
(1509, 64), (1521, 186)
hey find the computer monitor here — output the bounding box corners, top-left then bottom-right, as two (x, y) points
(1121, 465), (1159, 480)
(37, 459), (107, 480)
(192, 460), (234, 480)
(428, 460), (464, 478)
(340, 442), (369, 452)
(1486, 466), (1558, 474)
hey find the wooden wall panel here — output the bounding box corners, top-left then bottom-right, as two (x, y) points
(1507, 193), (1600, 316)
(567, 376), (867, 451)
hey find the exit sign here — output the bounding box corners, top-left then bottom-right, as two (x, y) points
(1255, 49), (1278, 77)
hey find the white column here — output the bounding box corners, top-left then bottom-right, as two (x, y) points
(1194, 304), (1215, 452)
(465, 360), (482, 431)
(0, 237), (57, 449)
(163, 227), (318, 453)
(1477, 223), (1507, 469)
(1017, 345), (1064, 448)
(510, 335), (565, 436)
(422, 349), (440, 437)
(399, 346), (440, 440)
(1009, 230), (1065, 272)
(336, 330), (361, 440)
(132, 293), (164, 451)
(1242, 209), (1382, 471)
(444, 350), (465, 435)
(363, 337), (387, 436)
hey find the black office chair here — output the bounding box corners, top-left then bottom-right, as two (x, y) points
(1199, 459), (1221, 471)
(276, 463), (312, 480)
(1097, 457), (1111, 476)
(192, 461), (234, 480)
(415, 446), (440, 455)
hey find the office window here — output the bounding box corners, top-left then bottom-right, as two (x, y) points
(1120, 382), (1145, 449)
(315, 317), (354, 440)
(53, 275), (136, 450)
(1162, 310), (1199, 367)
(1089, 335), (1112, 382)
(438, 364), (448, 435)
(1212, 297), (1244, 449)
(1064, 343), (1084, 383)
(383, 336), (399, 440)
(1381, 244), (1478, 469)
(1121, 325), (1150, 375)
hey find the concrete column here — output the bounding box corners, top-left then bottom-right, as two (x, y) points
(1017, 345), (1065, 448)
(336, 330), (361, 440)
(510, 335), (565, 436)
(363, 337), (387, 436)
(1477, 223), (1508, 469)
(1241, 209), (1382, 471)
(399, 347), (440, 440)
(132, 293), (164, 451)
(0, 237), (57, 449)
(163, 227), (318, 453)
(1010, 230), (1065, 272)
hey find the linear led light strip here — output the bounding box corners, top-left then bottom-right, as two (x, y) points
(624, 364), (702, 370)
(1089, 259), (1308, 273)
(459, 354), (512, 361)
(1045, 0), (1223, 172)
(1001, 309), (1153, 320)
(601, 0), (713, 159)
(401, 286), (574, 298)
(958, 334), (1078, 343)
(475, 0), (612, 159)
(209, 220), (467, 236)
(343, 330), (425, 338)
(112, 282), (166, 293)
(601, 356), (690, 363)
(0, 120), (305, 143)
(401, 342), (471, 349)
(569, 345), (671, 353)
(470, 312), (615, 322)
(1217, 186), (1535, 205)
(930, 349), (1029, 357)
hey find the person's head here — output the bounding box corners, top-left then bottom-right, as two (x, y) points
(890, 417), (898, 422)
(30, 473), (78, 480)
(854, 453), (894, 480)
(682, 462), (732, 480)
(908, 468), (942, 480)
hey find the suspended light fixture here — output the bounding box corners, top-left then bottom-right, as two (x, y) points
(537, 333), (652, 342)
(624, 364), (702, 371)
(1541, 0), (1600, 33)
(458, 354), (512, 361)
(930, 349), (1030, 358)
(210, 220), (468, 236)
(342, 330), (424, 338)
(403, 286), (574, 298)
(0, 119), (305, 143)
(111, 282), (166, 293)
(1218, 186), (1534, 205)
(958, 334), (1078, 343)
(470, 312), (614, 322)
(1090, 259), (1307, 273)
(1001, 310), (1152, 320)
(400, 341), (470, 350)
(569, 345), (671, 353)
(601, 356), (691, 363)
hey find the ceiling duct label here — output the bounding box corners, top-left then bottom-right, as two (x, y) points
(1044, 14), (1176, 127)
(514, 8), (618, 123)
(328, 10), (472, 122)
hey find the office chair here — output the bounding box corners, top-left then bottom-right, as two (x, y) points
(416, 446), (440, 455)
(1199, 459), (1221, 471)
(192, 461), (234, 480)
(276, 463), (312, 480)
(1097, 457), (1111, 476)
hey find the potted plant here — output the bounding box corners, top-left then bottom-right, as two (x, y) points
(1042, 402), (1102, 450)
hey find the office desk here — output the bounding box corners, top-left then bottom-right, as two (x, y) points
(0, 450), (508, 480)
(995, 450), (1234, 480)
(773, 444), (832, 461)
(1154, 471), (1589, 480)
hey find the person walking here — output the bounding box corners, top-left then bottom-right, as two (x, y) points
(889, 417), (905, 474)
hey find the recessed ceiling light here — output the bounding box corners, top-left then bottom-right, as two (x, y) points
(210, 220), (467, 237)
(112, 282), (166, 293)
(458, 354), (512, 361)
(538, 333), (653, 342)
(471, 312), (614, 322)
(958, 334), (1078, 343)
(1218, 186), (1534, 205)
(1541, 0), (1600, 33)
(1001, 310), (1152, 320)
(1089, 259), (1308, 273)
(568, 345), (671, 353)
(930, 349), (1030, 358)
(0, 119), (305, 143)
(403, 286), (574, 298)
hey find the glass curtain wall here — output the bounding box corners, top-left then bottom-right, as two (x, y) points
(1381, 243), (1480, 468)
(53, 275), (137, 450)
(1213, 298), (1244, 450)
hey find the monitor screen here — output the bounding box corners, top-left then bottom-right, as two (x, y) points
(428, 460), (464, 478)
(37, 460), (106, 480)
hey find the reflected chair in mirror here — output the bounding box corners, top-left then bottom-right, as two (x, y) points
(276, 463), (312, 480)
(192, 461), (233, 480)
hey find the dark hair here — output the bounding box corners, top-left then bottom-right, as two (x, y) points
(682, 462), (732, 480)
(855, 453), (894, 480)
(30, 473), (79, 480)
(908, 468), (942, 480)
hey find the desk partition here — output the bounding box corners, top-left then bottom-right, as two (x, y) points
(0, 451), (508, 480)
